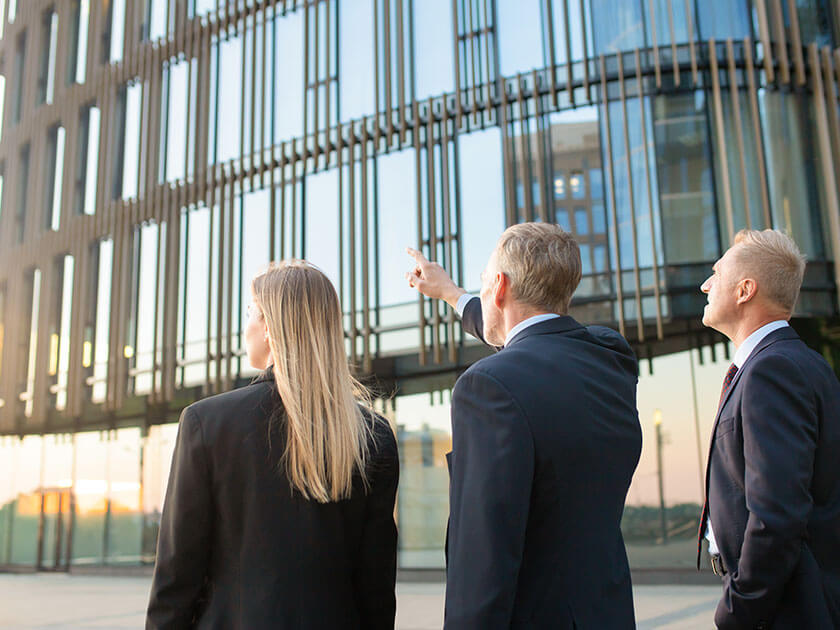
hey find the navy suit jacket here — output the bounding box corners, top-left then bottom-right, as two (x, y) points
(444, 298), (642, 629)
(703, 326), (840, 629)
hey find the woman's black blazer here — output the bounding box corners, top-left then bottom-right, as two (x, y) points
(146, 369), (399, 629)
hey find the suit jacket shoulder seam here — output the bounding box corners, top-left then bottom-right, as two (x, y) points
(466, 366), (536, 443)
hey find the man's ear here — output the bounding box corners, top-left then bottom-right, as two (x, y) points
(736, 278), (757, 305)
(493, 272), (507, 308)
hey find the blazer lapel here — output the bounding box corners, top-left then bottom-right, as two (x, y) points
(702, 326), (799, 498)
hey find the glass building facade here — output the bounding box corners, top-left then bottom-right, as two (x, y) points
(0, 0), (839, 570)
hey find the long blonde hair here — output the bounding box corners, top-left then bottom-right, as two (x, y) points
(252, 261), (372, 503)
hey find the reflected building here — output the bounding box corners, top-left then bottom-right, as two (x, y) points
(0, 0), (839, 570)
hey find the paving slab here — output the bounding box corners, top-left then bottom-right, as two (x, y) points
(0, 574), (719, 629)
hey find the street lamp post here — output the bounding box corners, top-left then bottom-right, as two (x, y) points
(654, 409), (668, 544)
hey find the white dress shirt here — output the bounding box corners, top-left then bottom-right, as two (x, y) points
(455, 295), (560, 347)
(706, 319), (790, 555)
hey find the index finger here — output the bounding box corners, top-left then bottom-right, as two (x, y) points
(406, 247), (430, 266)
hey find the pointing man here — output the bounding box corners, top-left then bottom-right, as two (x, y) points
(407, 222), (642, 629)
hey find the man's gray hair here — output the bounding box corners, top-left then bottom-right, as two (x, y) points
(495, 222), (582, 314)
(732, 229), (806, 313)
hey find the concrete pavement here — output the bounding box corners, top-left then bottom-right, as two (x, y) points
(0, 573), (719, 629)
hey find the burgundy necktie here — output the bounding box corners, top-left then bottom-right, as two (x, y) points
(718, 363), (739, 409)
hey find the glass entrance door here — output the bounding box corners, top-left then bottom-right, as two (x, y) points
(37, 488), (71, 570)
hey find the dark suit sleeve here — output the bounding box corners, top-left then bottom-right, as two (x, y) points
(354, 422), (399, 630)
(444, 368), (534, 629)
(460, 296), (502, 351)
(146, 406), (213, 629)
(715, 354), (817, 630)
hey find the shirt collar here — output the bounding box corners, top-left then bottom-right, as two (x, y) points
(732, 320), (789, 368)
(504, 313), (562, 347)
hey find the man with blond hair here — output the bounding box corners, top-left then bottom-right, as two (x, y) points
(698, 229), (840, 629)
(406, 222), (642, 629)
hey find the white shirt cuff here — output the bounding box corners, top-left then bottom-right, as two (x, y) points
(455, 294), (477, 318)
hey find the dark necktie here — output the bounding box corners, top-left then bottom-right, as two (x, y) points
(718, 363), (739, 409)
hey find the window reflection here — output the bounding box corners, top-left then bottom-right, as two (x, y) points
(458, 128), (505, 293)
(272, 9), (304, 143)
(759, 90), (826, 259)
(179, 207), (212, 387)
(44, 125), (66, 231)
(590, 0), (644, 54)
(67, 0), (90, 85)
(412, 0), (454, 101)
(695, 0), (750, 41)
(37, 9), (58, 105)
(109, 0), (126, 64)
(653, 92), (718, 264)
(496, 0), (544, 77)
(74, 105), (100, 216)
(393, 391), (451, 568)
(339, 0), (374, 121)
(161, 60), (193, 183)
(8, 436), (41, 565)
(211, 37), (242, 164)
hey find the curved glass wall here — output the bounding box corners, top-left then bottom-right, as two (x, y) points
(0, 0), (839, 571)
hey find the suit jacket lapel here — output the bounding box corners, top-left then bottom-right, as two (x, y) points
(702, 326), (799, 499)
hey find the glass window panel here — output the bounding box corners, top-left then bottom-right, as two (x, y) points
(72, 432), (106, 565)
(148, 0), (168, 40)
(91, 240), (113, 404)
(75, 106), (100, 216)
(192, 0), (216, 19)
(556, 208), (571, 231)
(305, 169), (340, 290)
(141, 423), (177, 561)
(0, 438), (15, 563)
(15, 145), (30, 242)
(132, 224), (161, 395)
(575, 207), (589, 234)
(413, 0), (454, 101)
(759, 90), (825, 258)
(106, 428), (142, 564)
(458, 128), (506, 293)
(12, 34), (25, 124)
(375, 149), (420, 353)
(696, 0), (751, 40)
(122, 83), (142, 199)
(786, 0), (833, 46)
(272, 10), (304, 143)
(45, 126), (66, 231)
(40, 436), (73, 568)
(339, 0), (374, 121)
(593, 244), (607, 271)
(214, 37), (242, 163)
(37, 11), (59, 105)
(496, 0), (544, 76)
(554, 170), (565, 198)
(590, 0), (644, 54)
(551, 0), (588, 63)
(9, 436), (41, 565)
(592, 201), (606, 233)
(181, 207), (211, 386)
(69, 0), (90, 84)
(238, 189), (270, 373)
(54, 256), (74, 411)
(642, 0), (694, 46)
(570, 171), (585, 198)
(109, 0), (126, 63)
(653, 92), (718, 264)
(0, 75), (5, 141)
(580, 243), (592, 274)
(162, 60), (190, 182)
(394, 392), (451, 568)
(601, 98), (661, 272)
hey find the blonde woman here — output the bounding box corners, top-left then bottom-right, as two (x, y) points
(146, 261), (399, 629)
